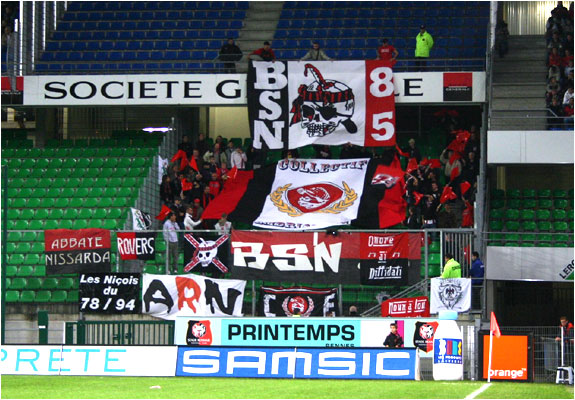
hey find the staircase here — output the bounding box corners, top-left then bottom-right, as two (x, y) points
(235, 1), (283, 72)
(490, 35), (548, 130)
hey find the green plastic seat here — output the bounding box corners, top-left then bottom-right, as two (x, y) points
(25, 278), (43, 290)
(429, 264), (441, 277)
(507, 189), (521, 199)
(489, 220), (503, 231)
(521, 233), (537, 242)
(76, 158), (91, 168)
(48, 209), (64, 219)
(103, 219), (118, 229)
(46, 188), (60, 197)
(83, 169), (99, 178)
(7, 209), (20, 220)
(75, 188), (90, 197)
(102, 187), (117, 197)
(520, 242), (535, 247)
(21, 231), (37, 241)
(9, 278), (26, 290)
(63, 209), (79, 219)
(66, 290), (79, 303)
(536, 209), (551, 220)
(539, 233), (553, 242)
(553, 221), (568, 232)
(553, 189), (567, 199)
(29, 220), (44, 230)
(568, 210), (574, 220)
(538, 221), (552, 231)
(505, 233), (520, 241)
(11, 198), (26, 208)
(7, 232), (22, 243)
(41, 198), (55, 207)
(36, 158), (50, 169)
(491, 189), (505, 199)
(69, 198), (84, 208)
(552, 209), (567, 220)
(519, 209), (535, 220)
(57, 278), (74, 290)
(109, 148), (124, 157)
(51, 291), (67, 302)
(48, 158), (63, 168)
(144, 265), (159, 274)
(100, 168), (115, 177)
(59, 220), (73, 229)
(61, 158), (77, 168)
(95, 148), (109, 157)
(41, 278), (58, 290)
(13, 220), (28, 230)
(112, 197), (128, 207)
(44, 220), (59, 230)
(491, 199), (505, 209)
(30, 242), (44, 253)
(522, 199), (537, 209)
(84, 198), (99, 207)
(6, 266), (18, 277)
(17, 188), (33, 198)
(6, 291), (19, 302)
(505, 221), (520, 231)
(504, 241), (519, 247)
(35, 290), (52, 302)
(538, 242), (553, 247)
(93, 209), (107, 219)
(522, 189), (536, 198)
(538, 189), (551, 199)
(73, 219), (89, 229)
(122, 177), (137, 187)
(555, 234), (570, 243)
(87, 188), (104, 198)
(78, 209), (93, 219)
(24, 254), (40, 265)
(6, 242), (16, 253)
(17, 265), (34, 276)
(64, 178), (82, 188)
(554, 243), (569, 248)
(521, 221), (537, 231)
(111, 169), (127, 178)
(507, 199), (521, 209)
(108, 208), (123, 219)
(54, 198), (70, 208)
(555, 199), (568, 209)
(15, 242), (31, 253)
(91, 177), (108, 187)
(20, 209), (35, 220)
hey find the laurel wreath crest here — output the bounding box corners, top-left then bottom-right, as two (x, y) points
(270, 182), (357, 216)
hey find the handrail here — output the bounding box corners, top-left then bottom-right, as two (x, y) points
(360, 278), (430, 317)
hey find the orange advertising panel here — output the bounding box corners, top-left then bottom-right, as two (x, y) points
(482, 335), (529, 380)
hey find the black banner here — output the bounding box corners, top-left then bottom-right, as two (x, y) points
(183, 232), (231, 275)
(258, 286), (338, 317)
(413, 321), (439, 353)
(79, 273), (141, 314)
(117, 232), (156, 261)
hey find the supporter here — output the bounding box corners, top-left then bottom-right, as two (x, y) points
(246, 145), (263, 169)
(547, 31), (565, 53)
(563, 97), (574, 128)
(313, 145), (332, 159)
(464, 126), (480, 158)
(420, 182), (441, 236)
(199, 186), (215, 209)
(200, 162), (212, 183)
(555, 316), (574, 366)
(437, 203), (459, 228)
(249, 41), (276, 61)
(282, 148), (299, 159)
(564, 35), (574, 56)
(546, 76), (561, 104)
(214, 213), (232, 234)
(300, 41), (332, 61)
(183, 206), (202, 231)
(208, 172), (223, 196)
(383, 323), (404, 348)
(549, 47), (563, 67)
(548, 65), (562, 82)
(404, 138), (422, 163)
(195, 133), (209, 158)
(563, 48), (574, 68)
(188, 174), (205, 202)
(548, 96), (564, 129)
(376, 38), (399, 64)
(163, 213), (180, 275)
(470, 251), (484, 309)
(348, 305), (358, 316)
(441, 253), (461, 278)
(340, 142), (363, 159)
(404, 206), (422, 229)
(461, 151), (479, 185)
(204, 142), (227, 168)
(160, 175), (174, 205)
(219, 38), (243, 73)
(414, 24), (434, 71)
(171, 197), (186, 228)
(224, 141), (235, 168)
(552, 1), (570, 21)
(178, 135), (194, 158)
(171, 172), (184, 199)
(495, 20), (509, 58)
(190, 149), (204, 171)
(563, 86), (574, 105)
(439, 148), (462, 182)
(230, 146), (248, 169)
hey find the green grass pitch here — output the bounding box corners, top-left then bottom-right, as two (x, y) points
(1, 376), (573, 399)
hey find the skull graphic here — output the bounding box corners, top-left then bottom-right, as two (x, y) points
(196, 238), (218, 267)
(290, 64), (357, 137)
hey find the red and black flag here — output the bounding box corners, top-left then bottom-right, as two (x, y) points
(44, 229), (111, 274)
(259, 286), (339, 317)
(117, 232), (156, 261)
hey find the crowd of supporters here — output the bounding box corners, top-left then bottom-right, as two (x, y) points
(545, 1), (574, 129)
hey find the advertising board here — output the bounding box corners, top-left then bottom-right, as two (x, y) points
(479, 333), (533, 381)
(175, 346), (419, 379)
(0, 346), (177, 376)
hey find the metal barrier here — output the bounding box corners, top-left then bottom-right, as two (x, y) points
(65, 320), (174, 345)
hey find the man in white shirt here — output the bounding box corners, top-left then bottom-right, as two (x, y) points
(214, 213), (232, 234)
(163, 213), (179, 274)
(184, 206), (202, 231)
(230, 147), (247, 170)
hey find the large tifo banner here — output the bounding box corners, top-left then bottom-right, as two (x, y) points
(176, 347), (419, 380)
(486, 247), (574, 282)
(44, 229), (111, 274)
(0, 346), (177, 376)
(230, 231), (420, 285)
(248, 60), (396, 150)
(430, 278), (471, 314)
(253, 158), (369, 230)
(259, 286), (338, 317)
(141, 273), (246, 320)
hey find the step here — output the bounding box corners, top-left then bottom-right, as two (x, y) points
(493, 61), (548, 73)
(491, 98), (546, 110)
(492, 85), (545, 98)
(250, 1), (284, 11)
(239, 30), (277, 41)
(492, 71), (547, 84)
(490, 119), (547, 130)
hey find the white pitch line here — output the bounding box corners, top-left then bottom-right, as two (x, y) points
(464, 383), (492, 400)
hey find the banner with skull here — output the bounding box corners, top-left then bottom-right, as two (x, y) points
(248, 60), (396, 150)
(141, 273), (246, 320)
(430, 278), (471, 314)
(252, 158), (369, 230)
(183, 232), (230, 276)
(258, 286), (339, 317)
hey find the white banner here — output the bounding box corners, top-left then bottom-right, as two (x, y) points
(23, 72), (485, 106)
(486, 247), (574, 281)
(253, 158), (369, 230)
(24, 74), (246, 106)
(158, 155), (168, 184)
(130, 208), (152, 231)
(430, 278), (471, 314)
(0, 346), (177, 376)
(141, 273), (246, 320)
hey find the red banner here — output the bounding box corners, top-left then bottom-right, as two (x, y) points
(44, 229), (111, 274)
(381, 296), (430, 318)
(364, 60), (396, 147)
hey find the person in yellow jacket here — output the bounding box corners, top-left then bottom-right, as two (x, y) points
(415, 24), (434, 71)
(441, 253), (461, 278)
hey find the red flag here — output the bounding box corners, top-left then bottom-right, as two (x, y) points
(462, 201), (474, 227)
(395, 144), (411, 158)
(447, 138), (466, 155)
(390, 154), (402, 171)
(490, 311), (501, 338)
(413, 191), (424, 205)
(460, 181), (471, 195)
(449, 151), (461, 164)
(201, 170), (254, 219)
(450, 166), (460, 181)
(155, 204), (172, 220)
(171, 149), (186, 162)
(182, 178), (193, 192)
(189, 156), (199, 172)
(420, 157), (429, 166)
(440, 185), (457, 203)
(179, 153), (189, 171)
(428, 158), (441, 169)
(373, 165), (407, 228)
(406, 158), (419, 174)
(228, 166), (238, 180)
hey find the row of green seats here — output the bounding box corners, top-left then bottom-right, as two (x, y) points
(5, 156), (151, 170)
(7, 277), (77, 290)
(7, 187), (136, 200)
(7, 166), (149, 180)
(5, 290), (77, 303)
(10, 177), (140, 189)
(491, 198), (572, 210)
(44, 137), (162, 148)
(1, 140), (33, 149)
(489, 220), (572, 232)
(489, 241), (571, 248)
(8, 218), (124, 231)
(489, 232), (572, 243)
(491, 188), (572, 199)
(491, 208), (573, 221)
(2, 146), (158, 158)
(7, 207), (126, 220)
(8, 196), (132, 209)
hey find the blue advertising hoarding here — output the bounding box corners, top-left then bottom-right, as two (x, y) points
(175, 346), (418, 380)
